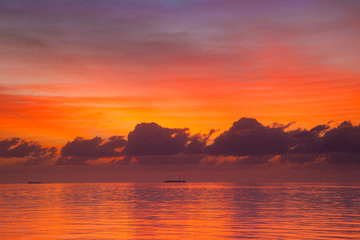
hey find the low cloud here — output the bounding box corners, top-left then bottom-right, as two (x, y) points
(290, 121), (360, 157)
(207, 118), (291, 156)
(0, 138), (57, 165)
(185, 129), (215, 154)
(56, 136), (126, 165)
(204, 118), (360, 165)
(318, 121), (360, 153)
(123, 122), (190, 156)
(2, 118), (359, 167)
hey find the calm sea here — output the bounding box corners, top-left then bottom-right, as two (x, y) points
(0, 183), (359, 239)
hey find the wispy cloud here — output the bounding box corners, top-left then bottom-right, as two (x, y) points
(0, 138), (56, 165)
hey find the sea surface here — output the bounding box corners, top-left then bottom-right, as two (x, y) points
(0, 182), (359, 239)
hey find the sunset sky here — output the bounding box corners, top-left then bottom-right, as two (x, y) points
(1, 0), (359, 183)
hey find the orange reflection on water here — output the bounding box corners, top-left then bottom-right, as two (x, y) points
(0, 183), (360, 239)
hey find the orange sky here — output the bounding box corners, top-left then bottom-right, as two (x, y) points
(0, 0), (360, 146)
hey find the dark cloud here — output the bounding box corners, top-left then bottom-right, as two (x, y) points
(120, 119), (360, 166)
(289, 124), (330, 153)
(124, 122), (189, 156)
(318, 121), (360, 153)
(0, 138), (57, 165)
(290, 121), (360, 157)
(290, 124), (330, 139)
(2, 118), (359, 167)
(185, 129), (215, 154)
(24, 147), (57, 166)
(207, 118), (291, 156)
(56, 136), (126, 165)
(200, 118), (360, 165)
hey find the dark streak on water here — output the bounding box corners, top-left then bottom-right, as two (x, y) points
(0, 183), (359, 239)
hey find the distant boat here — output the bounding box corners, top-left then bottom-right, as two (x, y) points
(164, 180), (186, 183)
(27, 181), (42, 184)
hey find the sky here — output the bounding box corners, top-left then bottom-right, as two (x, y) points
(0, 0), (360, 183)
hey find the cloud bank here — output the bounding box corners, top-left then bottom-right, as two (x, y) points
(1, 118), (360, 167)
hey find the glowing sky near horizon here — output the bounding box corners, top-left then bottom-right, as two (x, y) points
(1, 0), (360, 145)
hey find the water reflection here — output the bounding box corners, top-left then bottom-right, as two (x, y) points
(0, 183), (360, 239)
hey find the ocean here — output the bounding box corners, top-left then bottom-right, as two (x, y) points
(0, 182), (359, 239)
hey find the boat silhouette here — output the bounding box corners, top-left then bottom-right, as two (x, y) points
(27, 181), (42, 184)
(164, 179), (186, 183)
